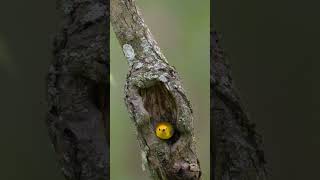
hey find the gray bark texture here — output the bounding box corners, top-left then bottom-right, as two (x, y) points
(111, 0), (201, 179)
(46, 0), (109, 179)
(211, 30), (268, 180)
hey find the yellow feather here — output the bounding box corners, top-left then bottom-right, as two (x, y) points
(155, 122), (174, 140)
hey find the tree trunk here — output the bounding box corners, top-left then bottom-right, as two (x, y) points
(211, 30), (268, 180)
(46, 0), (109, 179)
(110, 0), (201, 179)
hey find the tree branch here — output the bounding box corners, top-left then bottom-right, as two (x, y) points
(211, 30), (268, 180)
(46, 0), (109, 179)
(111, 0), (201, 179)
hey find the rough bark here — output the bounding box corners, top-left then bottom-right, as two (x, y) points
(46, 0), (109, 179)
(211, 30), (268, 180)
(111, 0), (201, 179)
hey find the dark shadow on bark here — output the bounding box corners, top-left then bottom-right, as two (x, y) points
(46, 0), (110, 179)
(211, 30), (268, 180)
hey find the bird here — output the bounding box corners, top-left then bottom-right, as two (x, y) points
(155, 121), (174, 140)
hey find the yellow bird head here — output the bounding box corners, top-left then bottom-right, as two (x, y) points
(155, 121), (174, 140)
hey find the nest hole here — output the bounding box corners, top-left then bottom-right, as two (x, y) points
(139, 82), (180, 144)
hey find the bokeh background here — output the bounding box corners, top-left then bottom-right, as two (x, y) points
(214, 0), (320, 179)
(111, 1), (210, 179)
(0, 0), (63, 179)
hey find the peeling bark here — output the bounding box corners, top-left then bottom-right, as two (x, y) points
(211, 30), (268, 180)
(46, 0), (109, 179)
(111, 0), (201, 179)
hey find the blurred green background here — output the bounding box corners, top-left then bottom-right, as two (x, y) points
(0, 0), (63, 179)
(111, 0), (210, 179)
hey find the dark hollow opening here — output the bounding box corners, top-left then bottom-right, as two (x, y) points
(139, 82), (180, 144)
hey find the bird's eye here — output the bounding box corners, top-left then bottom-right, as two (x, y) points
(159, 128), (160, 131)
